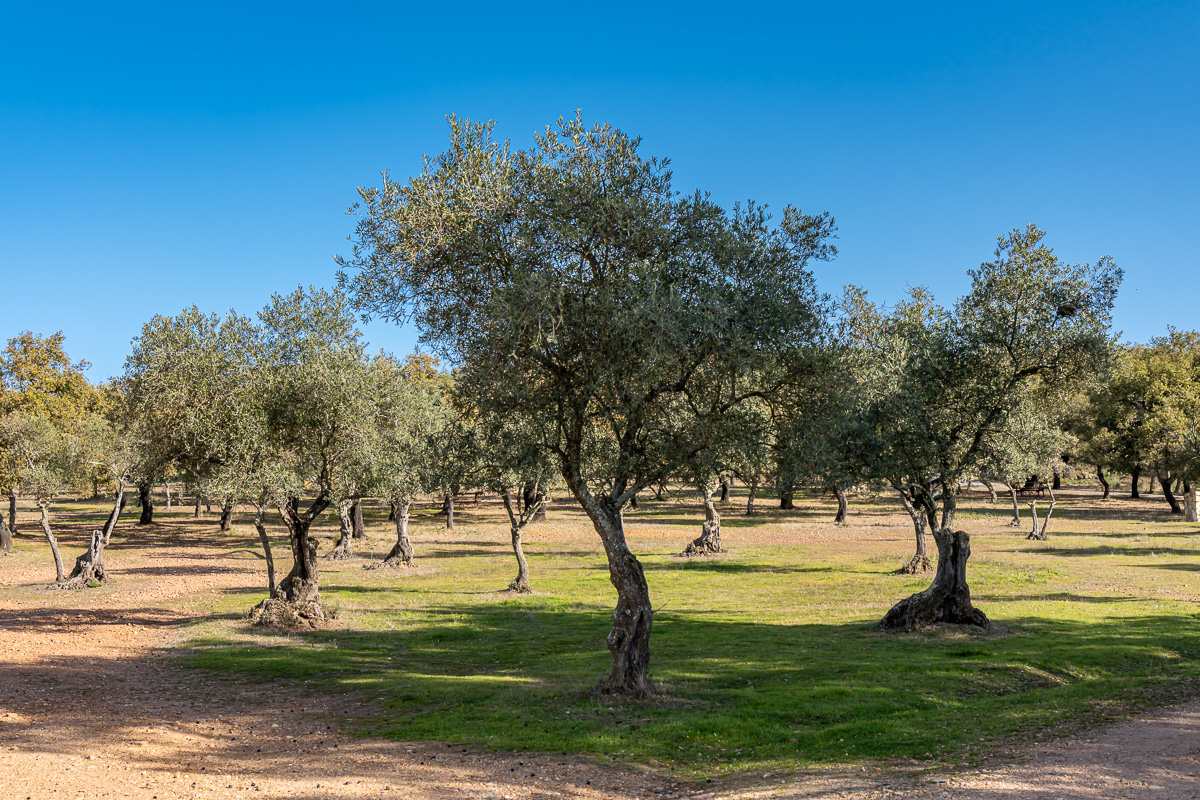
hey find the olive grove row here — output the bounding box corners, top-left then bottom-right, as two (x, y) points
(5, 116), (1197, 696)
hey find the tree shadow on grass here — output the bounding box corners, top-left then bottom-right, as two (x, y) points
(1033, 546), (1200, 558)
(181, 600), (1200, 774)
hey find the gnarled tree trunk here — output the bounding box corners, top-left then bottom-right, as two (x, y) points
(388, 502), (397, 522)
(682, 485), (722, 555)
(833, 486), (848, 524)
(443, 493), (455, 530)
(882, 527), (989, 631)
(779, 483), (795, 510)
(591, 500), (653, 695)
(745, 481), (757, 515)
(372, 499), (414, 568)
(896, 490), (932, 573)
(253, 508), (277, 599)
(1026, 492), (1057, 540)
(1160, 472), (1182, 513)
(980, 478), (998, 503)
(250, 496), (329, 625)
(719, 477), (731, 503)
(58, 489), (126, 589)
(37, 501), (66, 583)
(326, 500), (354, 559)
(351, 500), (365, 539)
(137, 482), (154, 525)
(501, 488), (534, 592)
(1097, 466), (1110, 500)
(219, 500), (234, 531)
(8, 490), (18, 533)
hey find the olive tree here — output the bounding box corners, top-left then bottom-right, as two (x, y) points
(338, 116), (834, 694)
(853, 226), (1120, 631)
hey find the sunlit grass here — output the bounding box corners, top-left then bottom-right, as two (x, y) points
(7, 486), (1200, 778)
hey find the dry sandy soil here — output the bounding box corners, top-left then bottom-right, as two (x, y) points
(1, 503), (1198, 800)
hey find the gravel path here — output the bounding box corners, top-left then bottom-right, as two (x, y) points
(2, 534), (1198, 799)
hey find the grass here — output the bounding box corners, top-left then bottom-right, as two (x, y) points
(7, 485), (1200, 778)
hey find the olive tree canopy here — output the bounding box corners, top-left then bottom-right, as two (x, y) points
(338, 115), (834, 694)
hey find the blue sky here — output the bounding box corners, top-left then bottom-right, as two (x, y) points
(2, 2), (1197, 378)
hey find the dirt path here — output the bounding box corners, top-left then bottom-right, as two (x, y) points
(2, 537), (1199, 800)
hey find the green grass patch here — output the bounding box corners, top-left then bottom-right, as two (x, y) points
(177, 490), (1200, 777)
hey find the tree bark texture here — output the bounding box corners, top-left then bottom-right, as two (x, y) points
(882, 528), (989, 631)
(164, 483), (172, 510)
(250, 495), (329, 625)
(1007, 483), (1022, 527)
(1097, 466), (1111, 500)
(501, 489), (534, 592)
(980, 478), (998, 503)
(58, 488), (127, 589)
(38, 502), (66, 583)
(896, 491), (933, 574)
(444, 493), (455, 530)
(218, 501), (234, 531)
(8, 490), (18, 533)
(779, 485), (795, 510)
(137, 482), (154, 525)
(372, 499), (414, 568)
(351, 500), (365, 539)
(388, 501), (397, 522)
(254, 510), (277, 599)
(1160, 472), (1182, 513)
(745, 482), (757, 515)
(833, 486), (848, 525)
(326, 500), (354, 560)
(682, 486), (723, 555)
(719, 477), (731, 503)
(1026, 495), (1057, 540)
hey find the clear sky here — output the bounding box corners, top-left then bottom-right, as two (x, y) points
(2, 2), (1197, 379)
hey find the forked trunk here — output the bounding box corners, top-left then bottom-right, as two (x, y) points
(253, 509), (277, 598)
(219, 501), (234, 531)
(372, 499), (414, 568)
(351, 500), (365, 539)
(1130, 466), (1141, 498)
(896, 491), (932, 573)
(980, 478), (998, 503)
(137, 482), (154, 525)
(882, 528), (989, 631)
(1160, 472), (1182, 513)
(682, 486), (722, 555)
(1026, 493), (1057, 540)
(38, 502), (66, 583)
(522, 481), (545, 522)
(833, 486), (848, 524)
(250, 497), (328, 625)
(501, 489), (533, 592)
(59, 488), (127, 589)
(0, 515), (11, 555)
(1097, 467), (1110, 500)
(326, 500), (354, 559)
